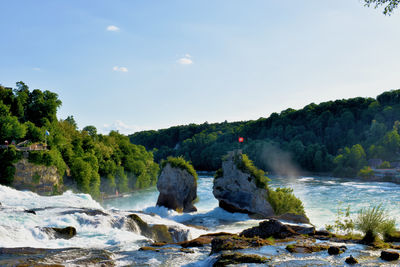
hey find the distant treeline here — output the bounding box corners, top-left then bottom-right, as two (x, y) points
(0, 82), (159, 198)
(130, 89), (400, 177)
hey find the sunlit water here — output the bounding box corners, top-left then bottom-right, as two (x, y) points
(1, 175), (400, 266)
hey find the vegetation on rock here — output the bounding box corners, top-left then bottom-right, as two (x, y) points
(0, 82), (159, 198)
(267, 187), (305, 216)
(161, 156), (197, 180)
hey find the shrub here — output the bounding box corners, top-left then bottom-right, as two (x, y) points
(233, 153), (270, 189)
(378, 161), (391, 169)
(214, 168), (223, 179)
(325, 204), (354, 235)
(161, 156), (198, 180)
(268, 187), (305, 216)
(358, 166), (374, 178)
(355, 205), (395, 243)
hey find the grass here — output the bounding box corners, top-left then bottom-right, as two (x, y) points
(161, 156), (198, 180)
(233, 153), (270, 189)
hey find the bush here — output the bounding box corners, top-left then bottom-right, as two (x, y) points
(234, 153), (270, 189)
(161, 156), (198, 180)
(358, 166), (374, 178)
(378, 161), (391, 169)
(267, 187), (305, 216)
(214, 168), (223, 179)
(355, 205), (395, 243)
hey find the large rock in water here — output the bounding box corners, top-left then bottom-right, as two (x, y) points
(156, 163), (197, 212)
(213, 152), (274, 217)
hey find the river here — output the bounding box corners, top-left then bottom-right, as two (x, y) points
(1, 175), (399, 266)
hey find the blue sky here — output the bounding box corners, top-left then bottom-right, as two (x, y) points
(1, 1), (400, 134)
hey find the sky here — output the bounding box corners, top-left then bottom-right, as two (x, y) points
(1, 0), (400, 134)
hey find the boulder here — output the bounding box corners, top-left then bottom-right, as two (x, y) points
(42, 226), (77, 239)
(213, 152), (274, 217)
(345, 255), (358, 264)
(274, 213), (310, 224)
(126, 213), (191, 243)
(213, 252), (268, 267)
(380, 250), (399, 261)
(156, 163), (197, 212)
(328, 245), (346, 255)
(240, 219), (296, 239)
(285, 241), (329, 253)
(211, 234), (274, 254)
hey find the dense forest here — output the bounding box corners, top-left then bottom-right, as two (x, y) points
(130, 89), (400, 178)
(0, 82), (159, 199)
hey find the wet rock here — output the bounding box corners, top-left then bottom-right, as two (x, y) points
(180, 248), (194, 253)
(179, 232), (233, 248)
(211, 234), (273, 254)
(285, 241), (329, 253)
(213, 252), (269, 267)
(314, 230), (331, 236)
(380, 250), (399, 261)
(240, 219), (296, 239)
(274, 213), (310, 224)
(289, 224), (315, 235)
(156, 163), (197, 212)
(59, 208), (108, 217)
(385, 231), (400, 242)
(24, 209), (36, 215)
(213, 151), (274, 218)
(328, 245), (346, 255)
(0, 247), (114, 266)
(345, 255), (358, 264)
(126, 213), (190, 243)
(42, 226), (76, 239)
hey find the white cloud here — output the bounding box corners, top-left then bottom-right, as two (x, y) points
(113, 66), (128, 72)
(177, 54), (193, 65)
(106, 25), (120, 32)
(101, 120), (146, 135)
(32, 67), (41, 71)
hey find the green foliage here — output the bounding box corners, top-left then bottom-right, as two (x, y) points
(355, 205), (396, 243)
(364, 0), (400, 15)
(334, 144), (367, 177)
(0, 146), (22, 185)
(0, 83), (159, 199)
(33, 172), (41, 184)
(234, 153), (269, 189)
(214, 168), (223, 179)
(378, 161), (391, 169)
(267, 187), (305, 216)
(358, 166), (374, 178)
(161, 156), (198, 180)
(325, 204), (354, 235)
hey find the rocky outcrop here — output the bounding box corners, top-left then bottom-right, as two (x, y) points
(211, 234), (274, 254)
(126, 213), (191, 243)
(328, 245), (346, 255)
(0, 247), (114, 266)
(42, 226), (77, 239)
(240, 219), (296, 239)
(213, 152), (274, 218)
(13, 159), (62, 195)
(156, 163), (197, 212)
(213, 252), (269, 267)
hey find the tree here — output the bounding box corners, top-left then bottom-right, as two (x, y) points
(364, 0), (400, 15)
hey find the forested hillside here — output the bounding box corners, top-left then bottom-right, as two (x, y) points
(0, 82), (159, 198)
(130, 89), (400, 177)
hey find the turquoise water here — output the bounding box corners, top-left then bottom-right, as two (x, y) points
(104, 175), (400, 229)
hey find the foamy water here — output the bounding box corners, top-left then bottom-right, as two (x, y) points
(1, 175), (400, 266)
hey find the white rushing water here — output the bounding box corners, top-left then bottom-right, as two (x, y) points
(1, 175), (400, 266)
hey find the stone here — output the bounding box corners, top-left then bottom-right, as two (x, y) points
(285, 241), (329, 253)
(179, 232), (233, 248)
(328, 245), (346, 255)
(213, 152), (274, 218)
(156, 163), (197, 212)
(42, 226), (77, 239)
(211, 235), (273, 254)
(126, 213), (190, 243)
(345, 255), (358, 264)
(274, 213), (310, 224)
(380, 250), (399, 261)
(288, 224), (315, 235)
(240, 219), (296, 239)
(12, 159), (62, 195)
(213, 252), (268, 267)
(24, 209), (36, 215)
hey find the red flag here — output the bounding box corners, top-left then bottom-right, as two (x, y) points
(238, 137), (244, 143)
